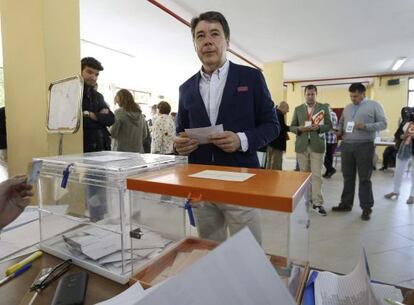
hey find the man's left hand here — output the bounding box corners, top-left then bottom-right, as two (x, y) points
(209, 131), (241, 153)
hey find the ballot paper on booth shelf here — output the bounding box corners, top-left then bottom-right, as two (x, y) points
(184, 124), (223, 144)
(314, 249), (402, 305)
(95, 228), (297, 305)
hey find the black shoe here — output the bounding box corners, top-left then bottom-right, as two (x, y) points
(312, 205), (327, 216)
(361, 208), (372, 220)
(332, 204), (352, 212)
(326, 168), (336, 178)
(322, 172), (328, 178)
(379, 166), (387, 171)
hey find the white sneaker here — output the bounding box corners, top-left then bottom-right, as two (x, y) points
(312, 205), (327, 216)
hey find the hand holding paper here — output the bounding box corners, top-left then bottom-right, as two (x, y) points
(209, 131), (241, 153)
(173, 134), (199, 156)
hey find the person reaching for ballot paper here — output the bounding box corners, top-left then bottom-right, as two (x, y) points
(0, 175), (33, 229)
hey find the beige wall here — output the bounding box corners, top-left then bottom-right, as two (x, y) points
(1, 0), (83, 176)
(263, 61), (284, 105)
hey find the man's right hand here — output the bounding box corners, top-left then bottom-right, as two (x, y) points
(298, 126), (311, 133)
(173, 134), (199, 156)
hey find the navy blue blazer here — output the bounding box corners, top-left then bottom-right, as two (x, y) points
(176, 61), (279, 168)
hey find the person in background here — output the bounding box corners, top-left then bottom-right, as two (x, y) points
(174, 11), (279, 243)
(384, 107), (414, 204)
(151, 101), (175, 154)
(266, 101), (289, 170)
(379, 145), (397, 171)
(0, 175), (33, 229)
(290, 85), (332, 216)
(332, 83), (387, 220)
(148, 104), (158, 128)
(170, 112), (177, 123)
(323, 103), (338, 178)
(81, 57), (115, 152)
(110, 89), (148, 153)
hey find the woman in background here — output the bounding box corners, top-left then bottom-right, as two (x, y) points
(151, 101), (175, 154)
(384, 107), (414, 204)
(110, 89), (148, 153)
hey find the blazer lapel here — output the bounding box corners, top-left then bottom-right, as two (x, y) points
(216, 62), (239, 125)
(191, 72), (212, 126)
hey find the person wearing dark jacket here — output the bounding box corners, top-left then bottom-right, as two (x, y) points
(174, 11), (279, 243)
(266, 101), (289, 170)
(81, 57), (114, 153)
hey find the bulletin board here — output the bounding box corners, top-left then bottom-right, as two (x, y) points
(47, 75), (83, 133)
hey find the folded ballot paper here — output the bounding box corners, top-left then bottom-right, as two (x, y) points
(313, 249), (403, 305)
(59, 224), (172, 275)
(96, 228), (297, 305)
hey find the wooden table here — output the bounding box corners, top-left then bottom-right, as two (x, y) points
(0, 253), (128, 305)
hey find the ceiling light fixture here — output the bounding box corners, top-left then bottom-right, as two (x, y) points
(391, 57), (407, 71)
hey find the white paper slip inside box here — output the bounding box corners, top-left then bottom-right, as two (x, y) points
(189, 170), (255, 182)
(184, 124), (223, 144)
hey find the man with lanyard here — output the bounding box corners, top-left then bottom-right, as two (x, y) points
(290, 85), (332, 216)
(332, 83), (387, 220)
(174, 11), (279, 243)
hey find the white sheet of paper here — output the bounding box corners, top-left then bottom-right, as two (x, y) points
(95, 281), (145, 305)
(1, 207), (39, 232)
(371, 283), (403, 304)
(132, 228), (296, 305)
(83, 156), (131, 162)
(184, 124), (223, 144)
(314, 249), (381, 305)
(189, 170), (255, 182)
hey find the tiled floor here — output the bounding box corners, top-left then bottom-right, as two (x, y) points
(1, 156), (413, 288)
(282, 158), (414, 288)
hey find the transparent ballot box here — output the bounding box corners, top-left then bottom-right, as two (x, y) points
(35, 151), (187, 284)
(127, 163), (311, 300)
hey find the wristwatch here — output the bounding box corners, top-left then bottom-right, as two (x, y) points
(83, 111), (90, 117)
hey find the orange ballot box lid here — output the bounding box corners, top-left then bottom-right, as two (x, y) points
(127, 164), (311, 213)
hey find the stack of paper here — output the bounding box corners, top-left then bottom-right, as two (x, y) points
(314, 250), (403, 305)
(60, 224), (172, 274)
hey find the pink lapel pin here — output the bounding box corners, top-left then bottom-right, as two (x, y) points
(237, 86), (249, 92)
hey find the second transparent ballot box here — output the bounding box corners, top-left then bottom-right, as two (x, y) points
(35, 151), (187, 284)
(126, 163), (312, 282)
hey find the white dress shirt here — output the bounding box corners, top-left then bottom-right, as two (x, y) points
(199, 60), (248, 151)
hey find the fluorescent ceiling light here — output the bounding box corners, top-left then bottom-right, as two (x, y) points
(392, 57), (407, 71)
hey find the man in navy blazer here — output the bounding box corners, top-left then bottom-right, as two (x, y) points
(174, 11), (279, 243)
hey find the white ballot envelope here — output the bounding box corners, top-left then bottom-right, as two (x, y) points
(184, 124), (224, 144)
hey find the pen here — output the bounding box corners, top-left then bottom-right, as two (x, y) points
(384, 298), (405, 305)
(0, 263), (32, 286)
(6, 250), (42, 275)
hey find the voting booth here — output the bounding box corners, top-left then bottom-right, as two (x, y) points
(35, 151), (187, 284)
(126, 163), (311, 301)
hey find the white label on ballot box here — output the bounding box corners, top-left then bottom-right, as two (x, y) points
(346, 121), (355, 133)
(189, 170), (255, 182)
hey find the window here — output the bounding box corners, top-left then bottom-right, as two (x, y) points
(409, 78), (414, 107)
